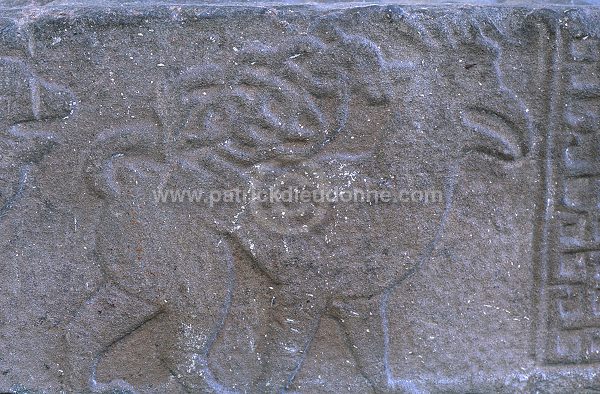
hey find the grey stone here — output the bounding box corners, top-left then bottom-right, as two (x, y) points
(0, 2), (599, 393)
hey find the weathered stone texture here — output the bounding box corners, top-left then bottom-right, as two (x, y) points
(0, 2), (599, 393)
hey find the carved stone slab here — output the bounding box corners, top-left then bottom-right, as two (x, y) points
(0, 2), (599, 393)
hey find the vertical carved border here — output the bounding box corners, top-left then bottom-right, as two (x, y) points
(533, 12), (561, 365)
(538, 12), (600, 364)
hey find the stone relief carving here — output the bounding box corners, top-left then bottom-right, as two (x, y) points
(0, 56), (74, 221)
(537, 16), (600, 365)
(67, 15), (536, 393)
